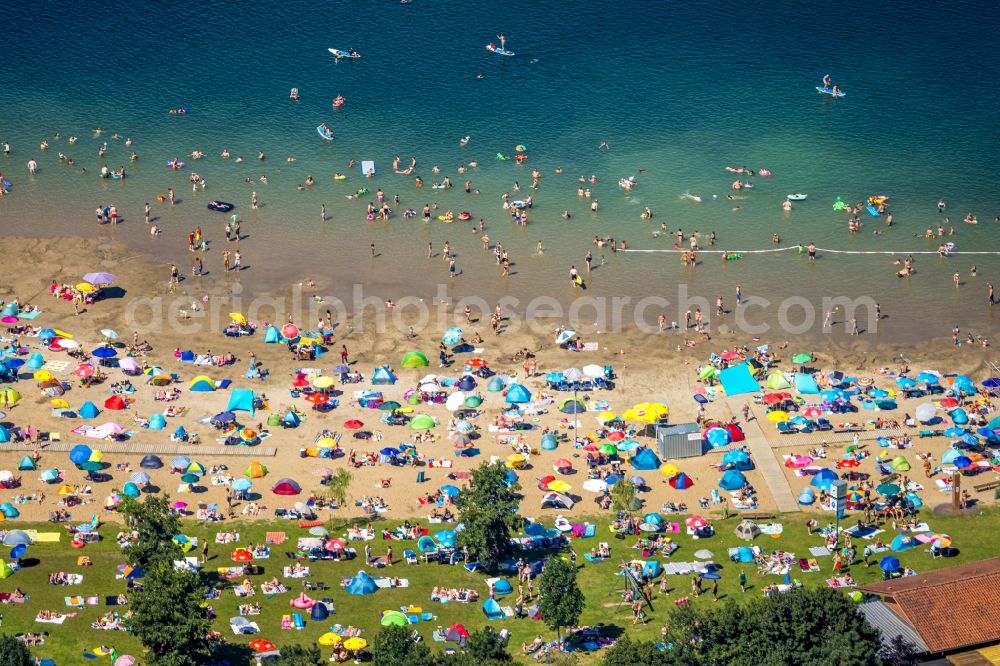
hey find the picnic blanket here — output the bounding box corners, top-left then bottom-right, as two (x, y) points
(64, 596), (98, 607)
(36, 613), (73, 624)
(798, 558), (821, 573)
(661, 561), (714, 576)
(844, 525), (884, 540)
(758, 523), (783, 536)
(265, 531), (287, 545)
(216, 532), (240, 544)
(826, 577), (856, 588)
(808, 546), (832, 558)
(283, 566), (310, 579)
(374, 577), (409, 588)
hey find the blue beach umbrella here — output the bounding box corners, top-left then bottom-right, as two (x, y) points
(440, 485), (460, 497)
(232, 479), (252, 491)
(131, 472), (150, 485)
(40, 469), (60, 483)
(895, 377), (916, 389)
(879, 556), (900, 572)
(442, 327), (463, 345)
(91, 347), (117, 358)
(916, 372), (939, 385)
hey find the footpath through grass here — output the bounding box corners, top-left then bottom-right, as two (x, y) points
(3, 506), (999, 664)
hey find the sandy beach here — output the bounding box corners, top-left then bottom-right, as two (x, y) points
(0, 236), (993, 528)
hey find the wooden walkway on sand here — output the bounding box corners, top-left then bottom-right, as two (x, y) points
(2, 442), (277, 457)
(739, 409), (801, 514)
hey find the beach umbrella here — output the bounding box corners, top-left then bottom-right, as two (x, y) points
(38, 328), (58, 341)
(879, 556), (900, 572)
(228, 312), (247, 326)
(381, 610), (408, 627)
(343, 419), (364, 429)
(952, 456), (972, 469)
(916, 372), (939, 385)
(466, 358), (488, 368)
(131, 472), (150, 485)
(33, 369), (54, 382)
(792, 353), (813, 364)
(767, 410), (789, 423)
(380, 400), (402, 411)
(40, 469), (60, 483)
(545, 372), (566, 384)
(857, 376), (874, 387)
(895, 376), (916, 389)
(91, 346), (117, 359)
(582, 479), (607, 493)
(442, 327), (463, 345)
(171, 456), (191, 470)
(305, 393), (329, 405)
(555, 328), (576, 345)
(332, 364), (350, 374)
(943, 427), (965, 438)
(440, 485), (460, 497)
(319, 632), (342, 646)
(877, 483), (900, 496)
(598, 443), (618, 455)
(719, 351), (740, 361)
(249, 639), (275, 653)
(931, 534), (952, 549)
(114, 657), (136, 666)
(281, 324), (299, 339)
(83, 272), (116, 285)
(622, 402), (669, 423)
(343, 638), (367, 651)
(0, 316), (17, 324)
(547, 480), (572, 493)
(232, 479), (252, 491)
(582, 364), (604, 378)
(181, 473), (200, 484)
(685, 515), (708, 529)
(55, 338), (80, 349)
(660, 463), (680, 477)
(69, 444), (93, 464)
(311, 376), (335, 389)
(940, 397), (959, 409)
(762, 393), (788, 405)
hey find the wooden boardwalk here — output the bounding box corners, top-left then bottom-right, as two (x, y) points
(739, 408), (801, 514)
(2, 441), (277, 457)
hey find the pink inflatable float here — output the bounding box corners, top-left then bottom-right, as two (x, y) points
(290, 592), (316, 609)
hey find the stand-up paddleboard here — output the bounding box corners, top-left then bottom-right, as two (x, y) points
(866, 205), (880, 217)
(328, 48), (361, 59)
(486, 44), (515, 56)
(786, 194), (808, 201)
(816, 87), (845, 97)
(317, 125), (334, 140)
(361, 160), (375, 177)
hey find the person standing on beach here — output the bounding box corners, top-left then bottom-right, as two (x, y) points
(449, 259), (457, 279)
(585, 251), (592, 272)
(233, 251), (242, 271)
(735, 284), (742, 305)
(851, 318), (859, 335)
(320, 204), (326, 221)
(144, 202), (151, 224)
(168, 188), (174, 205)
(169, 263), (179, 285)
(988, 282), (994, 304)
(223, 251), (230, 272)
(370, 243), (376, 258)
(341, 346), (349, 365)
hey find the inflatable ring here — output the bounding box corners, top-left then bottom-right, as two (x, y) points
(71, 540), (85, 549)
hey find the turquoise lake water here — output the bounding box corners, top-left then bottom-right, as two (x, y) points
(1, 0), (998, 339)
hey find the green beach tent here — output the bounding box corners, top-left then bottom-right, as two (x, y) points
(409, 415), (436, 430)
(401, 352), (429, 368)
(766, 371), (792, 390)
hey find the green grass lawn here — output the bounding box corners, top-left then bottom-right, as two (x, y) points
(4, 505), (999, 664)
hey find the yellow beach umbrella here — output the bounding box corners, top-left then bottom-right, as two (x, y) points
(623, 402), (669, 423)
(506, 453), (526, 469)
(312, 376), (335, 389)
(547, 480), (572, 493)
(596, 412), (617, 423)
(660, 463), (680, 477)
(33, 370), (55, 382)
(228, 312), (247, 325)
(316, 437), (337, 448)
(88, 450), (104, 463)
(299, 337), (317, 346)
(318, 632), (342, 646)
(76, 282), (96, 293)
(767, 410), (789, 423)
(343, 638), (367, 651)
(50, 398), (71, 409)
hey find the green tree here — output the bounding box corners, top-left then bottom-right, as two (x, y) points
(119, 494), (181, 569)
(372, 625), (431, 666)
(600, 636), (674, 666)
(0, 635), (32, 666)
(609, 477), (636, 515)
(277, 644), (323, 665)
(465, 627), (513, 662)
(324, 468), (353, 509)
(537, 557), (585, 640)
(454, 461), (521, 571)
(664, 587), (881, 666)
(130, 562), (211, 666)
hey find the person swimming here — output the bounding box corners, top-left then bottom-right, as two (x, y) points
(822, 74), (831, 89)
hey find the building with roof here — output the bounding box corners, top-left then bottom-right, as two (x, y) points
(857, 557), (1000, 663)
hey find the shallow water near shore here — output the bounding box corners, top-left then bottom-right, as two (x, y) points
(1, 0), (999, 340)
